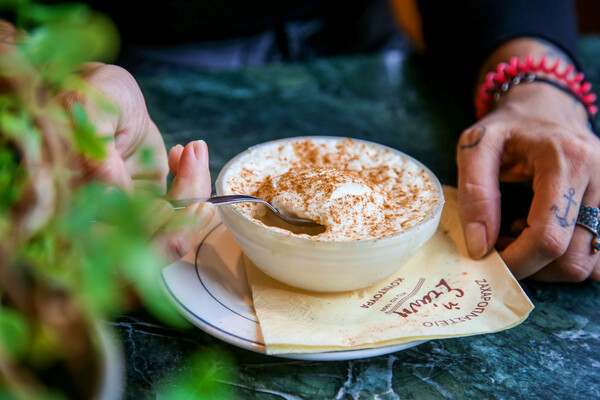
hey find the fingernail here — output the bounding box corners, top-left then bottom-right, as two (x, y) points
(193, 140), (209, 167)
(464, 222), (488, 259)
(169, 144), (184, 156)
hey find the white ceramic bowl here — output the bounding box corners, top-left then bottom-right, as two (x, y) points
(215, 137), (444, 293)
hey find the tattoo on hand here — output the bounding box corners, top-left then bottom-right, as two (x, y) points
(459, 126), (486, 149)
(551, 188), (577, 227)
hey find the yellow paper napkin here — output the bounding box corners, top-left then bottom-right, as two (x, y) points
(245, 186), (534, 354)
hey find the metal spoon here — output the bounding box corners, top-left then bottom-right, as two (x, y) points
(167, 194), (320, 227)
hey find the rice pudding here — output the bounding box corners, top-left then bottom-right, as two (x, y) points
(220, 137), (442, 241)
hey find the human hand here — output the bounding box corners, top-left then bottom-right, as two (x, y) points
(152, 140), (215, 262)
(1, 20), (169, 235)
(56, 77), (214, 262)
(54, 62), (169, 193)
(1, 17), (167, 189)
(457, 82), (600, 282)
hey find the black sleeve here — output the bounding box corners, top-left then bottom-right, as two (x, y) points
(416, 0), (580, 87)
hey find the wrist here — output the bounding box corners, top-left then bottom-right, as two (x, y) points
(496, 81), (590, 129)
(475, 38), (575, 93)
(475, 53), (597, 132)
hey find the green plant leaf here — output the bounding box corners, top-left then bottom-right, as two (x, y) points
(21, 9), (119, 86)
(0, 307), (30, 361)
(121, 244), (187, 326)
(0, 145), (27, 210)
(27, 3), (89, 25)
(159, 349), (238, 400)
(0, 3), (233, 397)
(71, 102), (108, 160)
(139, 146), (155, 168)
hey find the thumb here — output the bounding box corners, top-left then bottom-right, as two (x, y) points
(456, 125), (502, 259)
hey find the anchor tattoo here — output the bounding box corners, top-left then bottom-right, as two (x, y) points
(550, 188), (577, 228)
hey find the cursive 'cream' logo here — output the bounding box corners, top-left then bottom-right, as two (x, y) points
(386, 278), (465, 318)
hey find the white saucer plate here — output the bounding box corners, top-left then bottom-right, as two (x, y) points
(160, 216), (425, 361)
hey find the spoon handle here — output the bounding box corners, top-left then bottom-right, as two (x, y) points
(166, 195), (320, 227)
(167, 195), (261, 210)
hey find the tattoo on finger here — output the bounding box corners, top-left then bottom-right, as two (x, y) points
(459, 125), (486, 149)
(550, 188), (577, 228)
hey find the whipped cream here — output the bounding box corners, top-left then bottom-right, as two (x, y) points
(220, 137), (442, 241)
(255, 167), (385, 239)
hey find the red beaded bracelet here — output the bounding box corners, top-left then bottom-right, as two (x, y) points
(475, 54), (598, 121)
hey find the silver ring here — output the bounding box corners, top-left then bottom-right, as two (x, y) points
(576, 205), (600, 254)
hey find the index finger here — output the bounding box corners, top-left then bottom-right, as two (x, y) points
(456, 124), (503, 259)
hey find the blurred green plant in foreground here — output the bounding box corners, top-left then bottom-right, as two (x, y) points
(0, 1), (236, 398)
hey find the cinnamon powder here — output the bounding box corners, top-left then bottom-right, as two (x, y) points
(222, 138), (440, 241)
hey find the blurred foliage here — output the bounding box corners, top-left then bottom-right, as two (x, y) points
(0, 143), (26, 210)
(0, 305), (29, 361)
(0, 1), (237, 399)
(1, 0), (119, 86)
(71, 102), (109, 160)
(159, 349), (238, 400)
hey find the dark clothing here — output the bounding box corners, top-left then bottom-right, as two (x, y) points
(417, 0), (580, 86)
(92, 0), (367, 44)
(34, 0), (582, 78)
(85, 0), (407, 70)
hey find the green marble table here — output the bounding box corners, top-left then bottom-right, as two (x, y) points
(113, 37), (600, 399)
